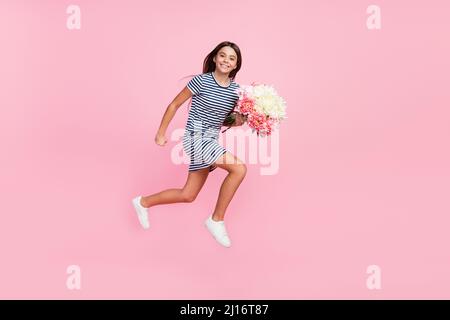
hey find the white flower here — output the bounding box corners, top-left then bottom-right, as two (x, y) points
(239, 84), (287, 121)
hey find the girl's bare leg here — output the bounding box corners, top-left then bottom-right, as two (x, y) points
(211, 152), (247, 221)
(140, 167), (210, 208)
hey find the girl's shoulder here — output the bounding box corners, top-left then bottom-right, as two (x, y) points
(192, 72), (212, 85)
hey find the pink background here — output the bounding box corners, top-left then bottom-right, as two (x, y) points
(1, 0), (449, 299)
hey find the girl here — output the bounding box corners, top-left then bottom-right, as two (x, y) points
(132, 41), (247, 248)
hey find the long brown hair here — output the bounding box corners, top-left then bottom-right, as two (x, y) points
(180, 41), (242, 111)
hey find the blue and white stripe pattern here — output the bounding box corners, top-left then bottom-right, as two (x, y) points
(182, 72), (240, 172)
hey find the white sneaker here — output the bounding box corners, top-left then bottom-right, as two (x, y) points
(204, 215), (231, 248)
(132, 195), (150, 229)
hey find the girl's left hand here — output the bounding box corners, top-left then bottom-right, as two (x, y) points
(233, 113), (246, 126)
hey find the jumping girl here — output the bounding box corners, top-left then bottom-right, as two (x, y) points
(132, 41), (247, 248)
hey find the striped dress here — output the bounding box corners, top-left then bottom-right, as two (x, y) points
(182, 72), (240, 172)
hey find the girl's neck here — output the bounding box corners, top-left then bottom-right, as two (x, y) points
(212, 70), (231, 86)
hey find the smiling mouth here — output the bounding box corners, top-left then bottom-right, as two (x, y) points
(220, 64), (230, 68)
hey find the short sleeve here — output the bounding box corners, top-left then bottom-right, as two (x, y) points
(187, 74), (203, 96)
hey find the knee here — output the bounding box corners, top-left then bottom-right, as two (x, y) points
(181, 192), (196, 203)
(233, 163), (247, 178)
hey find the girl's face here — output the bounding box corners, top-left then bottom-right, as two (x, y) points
(213, 46), (238, 74)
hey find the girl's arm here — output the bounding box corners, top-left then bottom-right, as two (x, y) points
(155, 86), (192, 146)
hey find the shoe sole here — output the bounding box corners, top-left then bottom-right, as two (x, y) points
(132, 198), (150, 229)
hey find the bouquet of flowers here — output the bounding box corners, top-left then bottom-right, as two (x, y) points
(222, 82), (287, 136)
